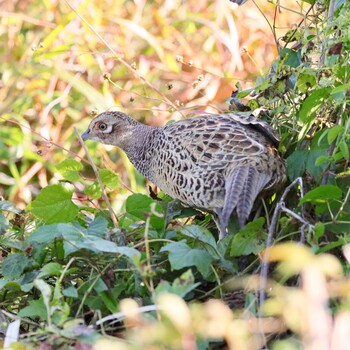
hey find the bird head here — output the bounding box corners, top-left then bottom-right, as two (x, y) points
(81, 111), (140, 148)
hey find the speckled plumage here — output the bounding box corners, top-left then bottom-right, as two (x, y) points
(82, 111), (286, 239)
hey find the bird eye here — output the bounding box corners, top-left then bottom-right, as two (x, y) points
(97, 122), (107, 131)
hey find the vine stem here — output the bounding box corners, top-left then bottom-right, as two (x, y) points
(74, 127), (118, 228)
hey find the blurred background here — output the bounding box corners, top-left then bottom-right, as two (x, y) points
(0, 0), (304, 209)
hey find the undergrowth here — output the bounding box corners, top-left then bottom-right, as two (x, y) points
(0, 0), (349, 349)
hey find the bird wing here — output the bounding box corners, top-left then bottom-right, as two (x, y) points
(163, 114), (267, 172)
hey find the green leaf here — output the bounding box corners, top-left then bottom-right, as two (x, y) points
(296, 71), (316, 93)
(125, 194), (164, 230)
(0, 213), (9, 233)
(85, 181), (102, 199)
(327, 125), (344, 144)
(177, 225), (220, 259)
(29, 223), (84, 243)
(339, 141), (349, 160)
(37, 262), (63, 278)
(87, 216), (108, 236)
(34, 279), (52, 314)
(331, 83), (350, 94)
(298, 87), (331, 123)
(230, 218), (266, 257)
(279, 48), (301, 67)
(0, 200), (21, 213)
(64, 235), (141, 263)
(287, 150), (307, 180)
(2, 254), (29, 279)
(155, 270), (200, 298)
(160, 240), (215, 279)
(99, 169), (119, 189)
(305, 149), (328, 180)
(314, 223), (325, 242)
(29, 183), (79, 223)
(18, 299), (47, 320)
(299, 185), (342, 205)
(56, 159), (83, 181)
(63, 286), (78, 298)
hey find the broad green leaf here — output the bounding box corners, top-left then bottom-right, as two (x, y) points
(296, 71), (316, 93)
(0, 126), (23, 146)
(85, 181), (102, 199)
(2, 254), (29, 279)
(0, 213), (9, 232)
(230, 218), (266, 257)
(87, 216), (108, 236)
(299, 87), (331, 123)
(0, 200), (21, 213)
(305, 149), (328, 180)
(327, 125), (344, 144)
(29, 223), (84, 243)
(178, 225), (217, 248)
(160, 240), (215, 279)
(99, 169), (119, 189)
(65, 236), (141, 263)
(29, 184), (79, 223)
(99, 291), (118, 313)
(299, 185), (342, 205)
(63, 286), (78, 298)
(314, 223), (325, 242)
(56, 159), (83, 182)
(18, 299), (47, 320)
(34, 279), (52, 313)
(339, 141), (349, 160)
(37, 263), (63, 278)
(287, 150), (307, 180)
(280, 48), (301, 67)
(236, 88), (253, 98)
(155, 270), (200, 298)
(125, 194), (164, 230)
(331, 83), (350, 94)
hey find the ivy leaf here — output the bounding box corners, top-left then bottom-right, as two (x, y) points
(160, 240), (215, 279)
(29, 184), (79, 223)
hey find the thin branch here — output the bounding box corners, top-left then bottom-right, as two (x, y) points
(319, 0), (337, 67)
(251, 0), (279, 52)
(283, 4), (314, 49)
(74, 127), (118, 228)
(259, 177), (308, 316)
(64, 0), (179, 112)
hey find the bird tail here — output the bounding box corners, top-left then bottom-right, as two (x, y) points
(220, 166), (271, 231)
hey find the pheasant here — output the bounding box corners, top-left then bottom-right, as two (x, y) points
(81, 111), (286, 239)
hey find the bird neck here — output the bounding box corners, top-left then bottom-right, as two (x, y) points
(122, 124), (157, 174)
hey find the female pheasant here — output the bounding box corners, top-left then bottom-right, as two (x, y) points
(82, 111), (286, 239)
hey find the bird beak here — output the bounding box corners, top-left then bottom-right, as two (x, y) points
(81, 129), (91, 141)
